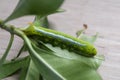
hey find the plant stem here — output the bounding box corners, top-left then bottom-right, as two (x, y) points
(0, 21), (25, 38)
(0, 20), (28, 62)
(0, 34), (14, 66)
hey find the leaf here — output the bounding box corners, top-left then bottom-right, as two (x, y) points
(33, 8), (65, 28)
(76, 25), (98, 44)
(0, 56), (30, 79)
(4, 0), (64, 22)
(78, 33), (98, 44)
(45, 44), (103, 69)
(40, 54), (102, 80)
(31, 43), (103, 80)
(19, 59), (40, 80)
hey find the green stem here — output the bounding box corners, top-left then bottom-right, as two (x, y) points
(0, 21), (25, 38)
(0, 20), (28, 62)
(0, 34), (14, 66)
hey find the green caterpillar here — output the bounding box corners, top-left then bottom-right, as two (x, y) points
(23, 23), (97, 57)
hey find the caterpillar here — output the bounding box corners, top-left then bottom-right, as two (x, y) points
(23, 23), (97, 57)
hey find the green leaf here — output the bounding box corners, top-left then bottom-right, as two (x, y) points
(78, 33), (98, 44)
(76, 26), (98, 44)
(33, 8), (65, 28)
(40, 54), (102, 80)
(45, 44), (103, 69)
(0, 56), (30, 79)
(4, 0), (64, 22)
(19, 59), (40, 80)
(31, 43), (103, 80)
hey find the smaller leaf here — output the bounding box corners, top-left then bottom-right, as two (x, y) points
(78, 32), (98, 44)
(19, 59), (40, 80)
(0, 56), (30, 79)
(76, 24), (87, 37)
(76, 24), (98, 44)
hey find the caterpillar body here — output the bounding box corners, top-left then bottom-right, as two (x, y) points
(23, 24), (97, 57)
